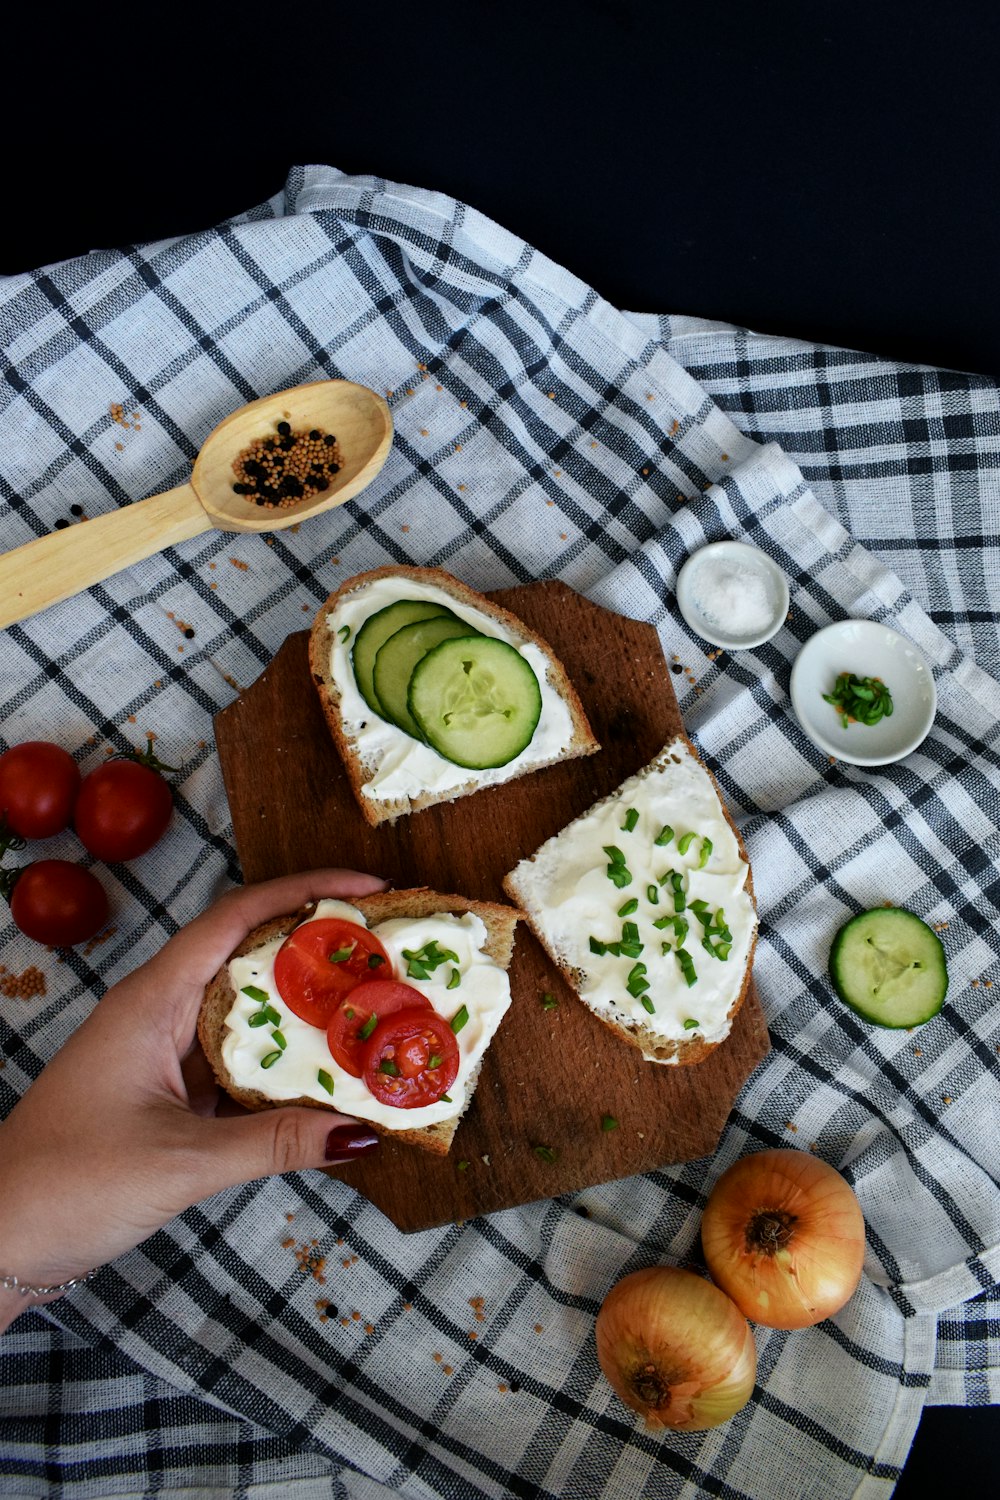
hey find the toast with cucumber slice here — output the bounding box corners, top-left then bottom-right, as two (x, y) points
(310, 566), (599, 826)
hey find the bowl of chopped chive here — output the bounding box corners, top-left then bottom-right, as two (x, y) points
(790, 620), (936, 766)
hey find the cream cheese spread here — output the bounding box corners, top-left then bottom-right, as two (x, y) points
(326, 576), (576, 807)
(221, 899), (512, 1129)
(507, 739), (756, 1061)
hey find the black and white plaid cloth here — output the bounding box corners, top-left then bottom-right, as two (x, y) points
(2, 165), (999, 1498)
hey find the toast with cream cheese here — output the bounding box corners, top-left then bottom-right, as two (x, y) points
(503, 736), (757, 1065)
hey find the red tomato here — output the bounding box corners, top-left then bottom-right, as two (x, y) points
(74, 759), (173, 862)
(274, 918), (393, 1030)
(326, 979), (430, 1077)
(362, 1007), (460, 1108)
(9, 860), (109, 946)
(0, 742), (81, 839)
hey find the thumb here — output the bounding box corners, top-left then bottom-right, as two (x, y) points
(180, 1108), (380, 1198)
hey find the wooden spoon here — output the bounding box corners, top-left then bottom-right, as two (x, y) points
(0, 379), (393, 630)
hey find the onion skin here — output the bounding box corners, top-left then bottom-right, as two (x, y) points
(595, 1266), (757, 1430)
(701, 1149), (866, 1330)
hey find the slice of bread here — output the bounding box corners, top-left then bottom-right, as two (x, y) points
(503, 735), (757, 1067)
(309, 565), (599, 826)
(198, 888), (522, 1155)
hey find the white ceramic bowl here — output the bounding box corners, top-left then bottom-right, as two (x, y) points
(790, 620), (936, 765)
(675, 541), (789, 650)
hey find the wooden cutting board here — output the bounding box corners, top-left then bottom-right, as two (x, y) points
(214, 582), (770, 1230)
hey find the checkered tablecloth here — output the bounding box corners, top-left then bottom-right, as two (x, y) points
(2, 165), (999, 1499)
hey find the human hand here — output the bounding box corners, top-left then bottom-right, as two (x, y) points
(0, 869), (387, 1329)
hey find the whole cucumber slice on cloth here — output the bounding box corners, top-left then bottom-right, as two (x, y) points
(351, 599), (454, 716)
(373, 616), (482, 738)
(408, 636), (542, 769)
(829, 907), (947, 1027)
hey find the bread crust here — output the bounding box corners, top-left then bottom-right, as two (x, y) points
(502, 732), (757, 1067)
(308, 565), (599, 826)
(197, 888), (522, 1155)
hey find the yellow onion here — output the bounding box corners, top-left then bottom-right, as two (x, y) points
(595, 1265), (757, 1430)
(701, 1149), (866, 1330)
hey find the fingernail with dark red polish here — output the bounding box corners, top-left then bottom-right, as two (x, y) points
(325, 1125), (380, 1162)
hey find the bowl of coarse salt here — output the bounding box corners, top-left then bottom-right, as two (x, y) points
(675, 540), (789, 650)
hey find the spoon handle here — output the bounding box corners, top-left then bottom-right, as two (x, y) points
(0, 483), (210, 631)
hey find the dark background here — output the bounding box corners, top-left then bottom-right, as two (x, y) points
(7, 1), (999, 1490)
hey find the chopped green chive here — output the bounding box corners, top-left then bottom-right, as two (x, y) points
(675, 949), (698, 987)
(379, 1058), (400, 1076)
(344, 1007), (355, 1020)
(617, 897), (639, 916)
(669, 871), (686, 912)
(428, 1053), (443, 1069)
(248, 1012), (270, 1028)
(327, 945), (354, 964)
(358, 1012), (379, 1041)
(451, 1004), (469, 1034)
(621, 808), (639, 832)
(823, 672), (894, 729)
(440, 1094), (452, 1103)
(698, 837), (713, 869)
(447, 968), (462, 990)
(601, 1114), (619, 1132)
(683, 1018), (700, 1030)
(317, 1068), (335, 1095)
(589, 936), (607, 955)
(626, 962), (649, 997)
(403, 940), (460, 979)
(271, 1029), (287, 1050)
(646, 884), (659, 905)
(677, 831), (696, 856)
(457, 1159), (470, 1172)
(260, 1050), (282, 1069)
(654, 825), (674, 846)
(603, 843), (632, 888)
(367, 953), (386, 969)
(240, 984), (269, 1005)
(533, 1144), (558, 1163)
(541, 992), (559, 1011)
(338, 624), (351, 642)
(653, 916), (672, 930)
(262, 1004), (282, 1026)
(639, 995), (656, 1014)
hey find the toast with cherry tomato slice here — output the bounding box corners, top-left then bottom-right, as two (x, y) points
(197, 888), (523, 1155)
(309, 566), (599, 827)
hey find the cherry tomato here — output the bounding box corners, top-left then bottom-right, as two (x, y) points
(74, 758), (173, 862)
(362, 1007), (460, 1108)
(9, 860), (109, 946)
(0, 742), (81, 839)
(274, 918), (393, 1029)
(326, 979), (430, 1077)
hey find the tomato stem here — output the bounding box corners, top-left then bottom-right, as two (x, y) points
(0, 814), (26, 863)
(119, 735), (179, 776)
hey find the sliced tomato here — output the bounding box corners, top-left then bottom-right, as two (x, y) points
(274, 918), (392, 1029)
(362, 1007), (460, 1108)
(326, 980), (430, 1078)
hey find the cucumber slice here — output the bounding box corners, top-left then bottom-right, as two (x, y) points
(373, 616), (482, 738)
(351, 599), (455, 717)
(829, 907), (947, 1028)
(408, 636), (542, 769)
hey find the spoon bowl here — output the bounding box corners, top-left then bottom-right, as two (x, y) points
(0, 379), (393, 629)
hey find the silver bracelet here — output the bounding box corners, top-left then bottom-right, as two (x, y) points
(1, 1268), (99, 1299)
